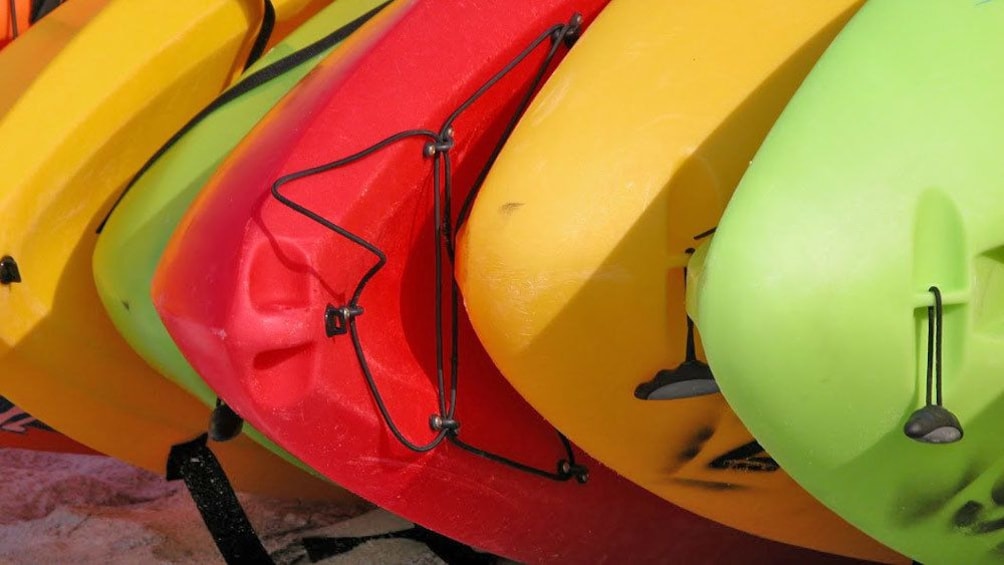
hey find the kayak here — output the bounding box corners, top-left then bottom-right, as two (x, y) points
(0, 0), (356, 500)
(150, 0), (875, 562)
(454, 0), (899, 561)
(0, 0), (108, 118)
(93, 0), (394, 472)
(694, 1), (1004, 563)
(0, 0), (65, 50)
(0, 396), (96, 454)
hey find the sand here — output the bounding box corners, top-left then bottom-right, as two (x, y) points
(0, 448), (449, 564)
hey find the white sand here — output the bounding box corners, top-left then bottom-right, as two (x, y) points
(0, 448), (447, 564)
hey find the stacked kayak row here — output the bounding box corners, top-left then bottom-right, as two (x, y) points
(1, 0), (348, 501)
(3, 0), (996, 562)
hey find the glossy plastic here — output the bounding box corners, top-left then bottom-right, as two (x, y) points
(93, 0), (392, 472)
(0, 0), (354, 500)
(0, 395), (96, 454)
(152, 0), (876, 562)
(455, 0), (897, 561)
(696, 1), (1004, 562)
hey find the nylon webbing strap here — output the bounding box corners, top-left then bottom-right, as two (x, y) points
(244, 0), (276, 72)
(167, 434), (274, 565)
(29, 0), (62, 22)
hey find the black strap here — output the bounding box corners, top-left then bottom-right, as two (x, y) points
(244, 0), (276, 72)
(94, 0), (390, 234)
(167, 434), (274, 565)
(29, 0), (61, 22)
(302, 525), (498, 565)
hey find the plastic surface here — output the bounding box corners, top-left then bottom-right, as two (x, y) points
(0, 0), (354, 500)
(455, 0), (897, 561)
(1, 0), (40, 50)
(0, 395), (96, 454)
(695, 1), (1004, 563)
(93, 0), (392, 472)
(152, 1), (876, 562)
(0, 0), (106, 115)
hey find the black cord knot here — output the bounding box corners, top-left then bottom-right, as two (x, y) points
(557, 460), (589, 484)
(0, 256), (21, 284)
(325, 303), (364, 337)
(208, 400), (245, 442)
(429, 414), (460, 434)
(424, 127), (455, 157)
(903, 285), (963, 444)
(557, 13), (583, 47)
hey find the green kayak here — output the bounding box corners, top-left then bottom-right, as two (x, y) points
(694, 1), (1004, 563)
(92, 0), (391, 467)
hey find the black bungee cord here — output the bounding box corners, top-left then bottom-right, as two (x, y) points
(272, 14), (589, 483)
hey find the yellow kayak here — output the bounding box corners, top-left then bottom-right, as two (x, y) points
(0, 0), (107, 116)
(457, 0), (900, 560)
(0, 0), (355, 500)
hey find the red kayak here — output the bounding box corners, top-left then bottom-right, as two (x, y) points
(0, 396), (96, 454)
(153, 1), (867, 562)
